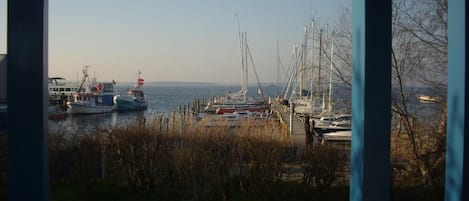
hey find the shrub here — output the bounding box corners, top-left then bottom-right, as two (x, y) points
(301, 144), (344, 197)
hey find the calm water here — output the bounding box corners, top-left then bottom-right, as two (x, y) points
(49, 83), (442, 133)
(49, 83), (279, 133)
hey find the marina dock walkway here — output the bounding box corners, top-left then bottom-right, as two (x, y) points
(271, 99), (309, 147)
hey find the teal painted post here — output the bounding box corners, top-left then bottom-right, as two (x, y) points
(445, 1), (468, 200)
(7, 0), (50, 200)
(350, 0), (392, 201)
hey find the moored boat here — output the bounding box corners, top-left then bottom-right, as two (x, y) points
(417, 94), (441, 103)
(48, 104), (67, 120)
(66, 65), (115, 114)
(312, 113), (351, 135)
(114, 71), (148, 111)
(48, 77), (79, 97)
(215, 104), (270, 114)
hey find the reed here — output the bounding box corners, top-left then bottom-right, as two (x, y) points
(0, 111), (444, 200)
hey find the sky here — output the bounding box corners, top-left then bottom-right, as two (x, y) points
(1, 0), (345, 84)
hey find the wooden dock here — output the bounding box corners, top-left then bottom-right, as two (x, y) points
(271, 99), (310, 147)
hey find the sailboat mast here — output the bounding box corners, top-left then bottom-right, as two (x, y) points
(328, 33), (334, 113)
(236, 13), (245, 94)
(318, 28), (323, 101)
(277, 40), (280, 95)
(310, 20), (314, 102)
(244, 32), (248, 102)
(321, 25), (329, 111)
(300, 26), (307, 97)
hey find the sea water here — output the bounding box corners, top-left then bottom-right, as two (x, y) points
(49, 83), (280, 134)
(48, 83), (443, 134)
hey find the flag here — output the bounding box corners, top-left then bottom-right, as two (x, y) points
(138, 78), (144, 86)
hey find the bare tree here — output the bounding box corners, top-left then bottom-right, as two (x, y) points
(331, 0), (448, 189)
(390, 0), (447, 189)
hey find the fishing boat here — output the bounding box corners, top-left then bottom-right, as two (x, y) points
(48, 77), (79, 97)
(66, 65), (115, 114)
(113, 71), (148, 111)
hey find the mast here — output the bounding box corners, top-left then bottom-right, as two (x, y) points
(318, 28), (323, 102)
(328, 33), (334, 113)
(310, 20), (314, 102)
(137, 70), (144, 88)
(277, 40), (280, 95)
(321, 25), (329, 111)
(244, 32), (248, 102)
(283, 45), (297, 100)
(77, 65), (90, 93)
(299, 26), (308, 97)
(247, 43), (265, 99)
(235, 13), (245, 95)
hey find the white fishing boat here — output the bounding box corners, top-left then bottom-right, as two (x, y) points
(66, 65), (115, 114)
(113, 71), (148, 111)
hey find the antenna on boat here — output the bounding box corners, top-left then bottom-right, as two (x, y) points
(77, 65), (90, 92)
(136, 70), (144, 87)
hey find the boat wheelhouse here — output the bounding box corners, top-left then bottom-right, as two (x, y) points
(113, 71), (148, 111)
(48, 77), (79, 97)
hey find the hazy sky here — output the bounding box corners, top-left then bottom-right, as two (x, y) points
(1, 0), (344, 84)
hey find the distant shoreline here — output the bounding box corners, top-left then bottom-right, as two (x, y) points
(115, 81), (279, 87)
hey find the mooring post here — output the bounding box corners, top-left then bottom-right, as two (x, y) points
(289, 101), (294, 135)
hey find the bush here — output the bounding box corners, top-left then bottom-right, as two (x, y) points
(107, 125), (176, 191)
(301, 144), (345, 198)
(236, 122), (292, 201)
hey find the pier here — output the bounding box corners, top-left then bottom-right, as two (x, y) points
(271, 99), (310, 147)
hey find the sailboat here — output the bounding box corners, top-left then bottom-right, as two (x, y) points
(282, 22), (339, 118)
(204, 17), (269, 114)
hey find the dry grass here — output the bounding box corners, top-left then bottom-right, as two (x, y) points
(1, 111), (447, 200)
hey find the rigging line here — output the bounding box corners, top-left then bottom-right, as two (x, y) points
(246, 45), (265, 99)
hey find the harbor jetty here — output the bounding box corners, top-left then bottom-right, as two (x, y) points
(182, 96), (312, 148)
(271, 98), (310, 147)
